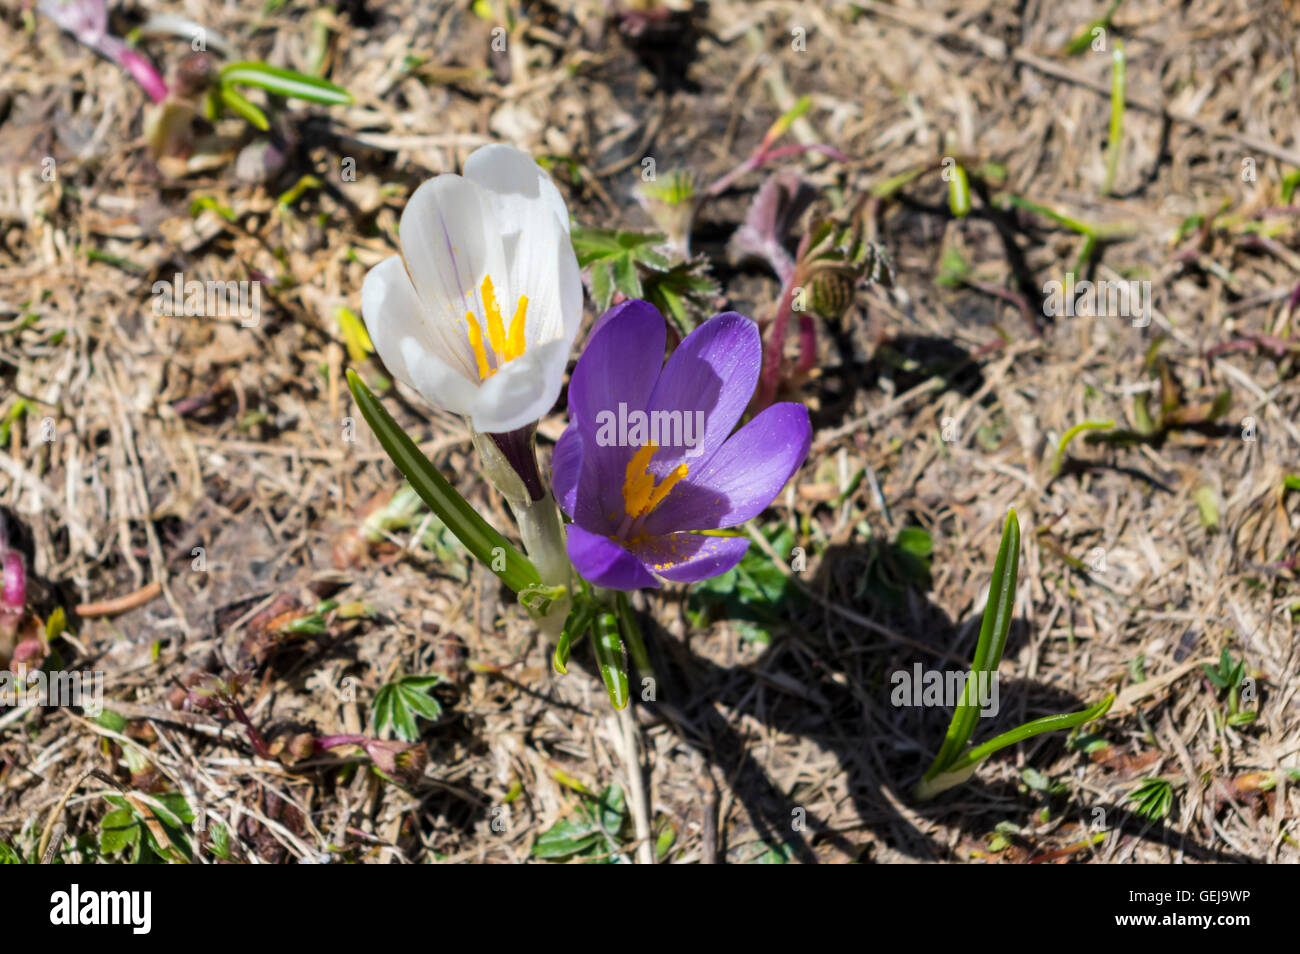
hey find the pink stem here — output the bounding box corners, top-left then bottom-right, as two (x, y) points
(793, 311), (818, 377)
(118, 47), (169, 104)
(1, 551), (24, 611)
(755, 281), (798, 411)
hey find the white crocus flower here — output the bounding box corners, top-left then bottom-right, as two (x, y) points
(361, 144), (582, 434)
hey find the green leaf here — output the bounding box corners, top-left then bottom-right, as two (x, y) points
(219, 61), (352, 105)
(346, 370), (541, 593)
(924, 510), (1021, 781)
(610, 250), (643, 300)
(372, 674), (444, 742)
(1128, 777), (1173, 821)
(947, 162), (971, 218)
(1103, 40), (1126, 195)
(570, 227), (671, 312)
(1052, 419), (1115, 474)
(589, 261), (613, 312)
(530, 818), (603, 859)
(99, 808), (140, 856)
(554, 600), (595, 674)
(206, 822), (233, 861)
(218, 84), (269, 130)
(531, 785), (629, 862)
(1062, 0), (1122, 56)
(1192, 486), (1220, 529)
(591, 611), (628, 710)
(947, 692), (1115, 775)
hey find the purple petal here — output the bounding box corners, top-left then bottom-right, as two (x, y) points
(642, 402), (810, 536)
(551, 426), (582, 518)
(566, 525), (660, 591)
(567, 300), (666, 533)
(569, 300), (665, 430)
(642, 312), (760, 478)
(630, 533), (750, 583)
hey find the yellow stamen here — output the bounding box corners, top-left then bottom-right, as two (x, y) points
(621, 442), (689, 520)
(622, 443), (658, 517)
(645, 463), (689, 513)
(465, 310), (493, 379)
(481, 275), (507, 359)
(505, 294), (529, 361)
(464, 275), (528, 379)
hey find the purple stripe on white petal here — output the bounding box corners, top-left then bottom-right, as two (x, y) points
(630, 532), (750, 584)
(641, 402), (810, 537)
(641, 312), (760, 477)
(566, 524), (660, 591)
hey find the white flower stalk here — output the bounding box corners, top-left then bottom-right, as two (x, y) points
(361, 144), (582, 435)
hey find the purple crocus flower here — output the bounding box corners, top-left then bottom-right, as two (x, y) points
(553, 300), (811, 590)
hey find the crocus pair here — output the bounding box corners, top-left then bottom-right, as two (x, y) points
(361, 144), (810, 591)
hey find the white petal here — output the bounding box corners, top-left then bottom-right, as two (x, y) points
(361, 255), (478, 417)
(398, 174), (512, 382)
(464, 145), (582, 346)
(360, 254), (424, 388)
(469, 338), (570, 433)
(401, 339), (478, 418)
(464, 144), (570, 235)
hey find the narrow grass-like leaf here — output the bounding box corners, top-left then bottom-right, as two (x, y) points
(1103, 40), (1126, 195)
(554, 600), (595, 674)
(947, 162), (971, 218)
(946, 692), (1115, 774)
(924, 510), (1020, 780)
(219, 61), (352, 105)
(591, 611), (628, 710)
(218, 84), (269, 130)
(1052, 419), (1115, 474)
(615, 591), (655, 681)
(346, 370), (540, 593)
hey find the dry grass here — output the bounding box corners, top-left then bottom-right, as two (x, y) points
(1, 0), (1298, 863)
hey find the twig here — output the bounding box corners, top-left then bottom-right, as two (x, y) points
(76, 581), (162, 617)
(614, 704), (655, 865)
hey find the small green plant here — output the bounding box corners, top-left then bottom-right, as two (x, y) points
(1128, 777), (1174, 822)
(531, 784), (630, 863)
(570, 227), (672, 313)
(913, 510), (1114, 800)
(1203, 648), (1257, 726)
(371, 673), (445, 742)
(99, 793), (195, 863)
(208, 61), (352, 132)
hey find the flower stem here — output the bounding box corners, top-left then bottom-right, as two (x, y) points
(509, 491), (572, 637)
